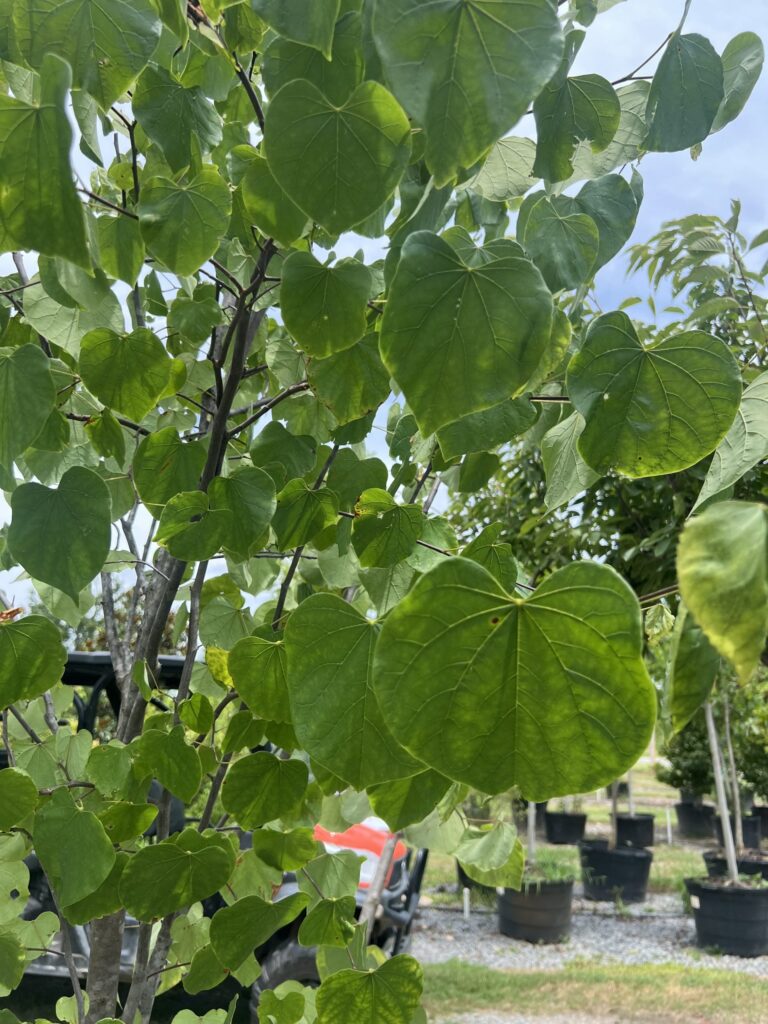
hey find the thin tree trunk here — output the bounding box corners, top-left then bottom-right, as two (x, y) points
(85, 913), (126, 1024)
(705, 701), (739, 883)
(527, 799), (537, 868)
(722, 694), (744, 852)
(360, 834), (398, 942)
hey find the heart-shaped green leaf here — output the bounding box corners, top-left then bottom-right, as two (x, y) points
(461, 524), (518, 593)
(95, 214), (145, 286)
(456, 822), (524, 888)
(78, 328), (172, 422)
(521, 196), (599, 292)
(541, 412), (601, 513)
(229, 633), (291, 723)
(264, 80), (411, 235)
(119, 828), (235, 921)
(138, 168), (232, 275)
(368, 770), (451, 832)
(372, 0), (563, 185)
(0, 345), (56, 471)
(285, 594), (423, 789)
(694, 371), (768, 511)
(221, 752), (308, 827)
(373, 557), (656, 799)
(281, 252), (372, 358)
(0, 616), (67, 710)
(379, 232), (553, 436)
(677, 501), (768, 684)
(155, 491), (230, 561)
(0, 769), (38, 831)
(299, 896), (356, 948)
(644, 32), (724, 152)
(316, 955), (423, 1024)
(133, 428), (206, 514)
(667, 606), (719, 733)
(272, 480), (339, 549)
(711, 32), (764, 133)
(437, 398), (537, 461)
(209, 468), (277, 562)
(132, 725), (203, 803)
(8, 467), (111, 601)
(13, 0), (161, 109)
(241, 153), (308, 248)
(262, 10), (364, 104)
(567, 311), (741, 477)
(133, 63), (222, 171)
(309, 336), (391, 426)
(210, 891), (309, 971)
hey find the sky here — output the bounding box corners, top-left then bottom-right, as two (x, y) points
(1, 0), (767, 610)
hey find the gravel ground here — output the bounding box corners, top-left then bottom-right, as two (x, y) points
(413, 891), (768, 978)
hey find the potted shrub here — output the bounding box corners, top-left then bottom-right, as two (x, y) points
(657, 714), (716, 838)
(545, 796), (587, 845)
(580, 780), (653, 903)
(686, 701), (768, 957)
(498, 802), (574, 943)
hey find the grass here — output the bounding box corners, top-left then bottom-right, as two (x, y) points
(423, 959), (768, 1023)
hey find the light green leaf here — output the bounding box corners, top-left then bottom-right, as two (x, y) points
(0, 933), (25, 995)
(711, 32), (764, 132)
(281, 252), (371, 358)
(251, 424), (317, 489)
(0, 55), (88, 265)
(252, 0), (340, 58)
(298, 851), (361, 910)
(133, 428), (206, 514)
(316, 955), (423, 1024)
(677, 501), (768, 683)
(210, 892), (309, 971)
(436, 398), (537, 460)
(0, 345), (56, 469)
(79, 328), (172, 422)
(21, 280), (124, 357)
(272, 480), (339, 549)
(263, 10), (364, 105)
(309, 336), (391, 426)
(0, 616), (66, 711)
(373, 558), (656, 799)
(461, 523), (518, 593)
(468, 137), (537, 203)
(0, 768), (38, 831)
(533, 63), (620, 183)
(221, 752), (308, 827)
(352, 494), (423, 569)
(285, 594), (423, 789)
(8, 467), (111, 601)
(133, 63), (223, 171)
(380, 232), (553, 436)
(241, 153), (308, 248)
(249, 828), (320, 872)
(155, 491), (230, 560)
(132, 725), (203, 802)
(695, 372), (768, 510)
(34, 790), (116, 907)
(209, 468), (277, 562)
(119, 828), (235, 921)
(264, 80), (411, 235)
(138, 168), (232, 276)
(228, 634), (291, 723)
(456, 822), (525, 888)
(567, 311), (741, 477)
(372, 0), (563, 186)
(644, 33), (724, 152)
(668, 605), (719, 733)
(13, 0), (161, 109)
(368, 770), (450, 831)
(541, 411), (600, 512)
(299, 896), (356, 948)
(60, 852), (128, 925)
(95, 215), (144, 286)
(99, 803), (157, 844)
(521, 196), (599, 292)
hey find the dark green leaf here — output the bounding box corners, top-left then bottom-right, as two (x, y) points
(210, 891), (309, 970)
(272, 480), (339, 548)
(644, 33), (724, 152)
(264, 80), (411, 235)
(368, 770), (450, 831)
(380, 232), (553, 436)
(461, 523), (517, 593)
(221, 752), (308, 827)
(437, 398), (537, 460)
(0, 615), (66, 710)
(34, 790), (116, 907)
(241, 153), (308, 248)
(668, 606), (719, 733)
(298, 896), (356, 948)
(0, 768), (38, 831)
(229, 634), (291, 723)
(281, 252), (371, 358)
(132, 725), (203, 802)
(8, 467), (111, 601)
(133, 428), (206, 514)
(252, 0), (340, 58)
(0, 344), (56, 469)
(567, 311), (741, 477)
(521, 195), (598, 292)
(263, 10), (364, 105)
(209, 468), (277, 562)
(712, 32), (764, 132)
(372, 0), (563, 185)
(309, 336), (391, 426)
(315, 955), (423, 1024)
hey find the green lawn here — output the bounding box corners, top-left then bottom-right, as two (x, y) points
(423, 960), (768, 1023)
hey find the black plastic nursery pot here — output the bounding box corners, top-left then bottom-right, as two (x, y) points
(579, 839), (653, 903)
(714, 814), (761, 850)
(703, 849), (768, 881)
(685, 878), (768, 957)
(544, 811), (587, 845)
(497, 879), (573, 944)
(675, 801), (715, 839)
(616, 813), (655, 849)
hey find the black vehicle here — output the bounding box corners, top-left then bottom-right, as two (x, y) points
(3, 652), (427, 1010)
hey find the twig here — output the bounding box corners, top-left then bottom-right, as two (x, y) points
(226, 381), (310, 440)
(64, 411), (150, 436)
(2, 711), (15, 766)
(76, 188), (138, 219)
(8, 706), (43, 744)
(198, 754), (232, 831)
(232, 52), (265, 131)
(173, 560), (208, 722)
